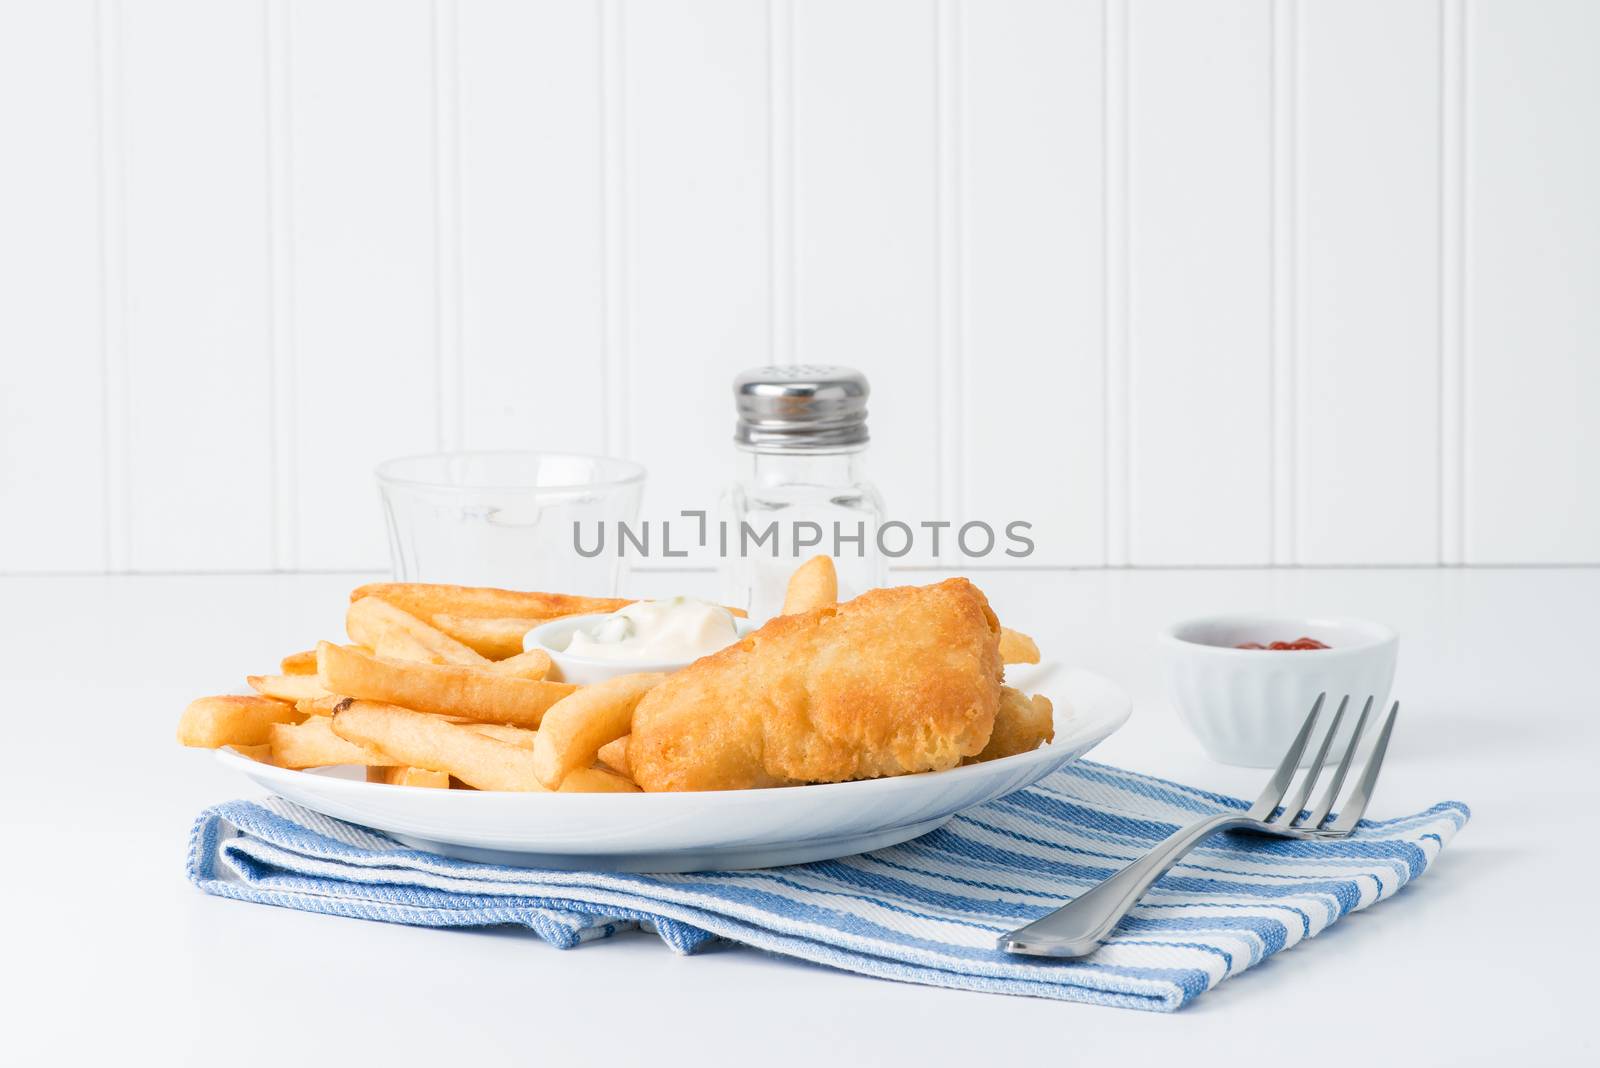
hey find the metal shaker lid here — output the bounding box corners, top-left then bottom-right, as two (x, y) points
(733, 365), (870, 452)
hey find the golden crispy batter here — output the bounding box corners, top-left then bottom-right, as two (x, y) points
(966, 686), (1055, 764)
(629, 578), (1003, 791)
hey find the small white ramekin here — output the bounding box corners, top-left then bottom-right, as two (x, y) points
(1160, 615), (1398, 768)
(526, 613), (757, 685)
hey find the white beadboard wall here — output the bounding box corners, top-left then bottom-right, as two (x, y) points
(1, 0), (1596, 573)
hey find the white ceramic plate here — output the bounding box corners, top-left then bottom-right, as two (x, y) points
(214, 664), (1130, 872)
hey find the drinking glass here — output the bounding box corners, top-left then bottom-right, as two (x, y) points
(376, 451), (645, 595)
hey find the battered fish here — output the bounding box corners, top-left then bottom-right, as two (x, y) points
(629, 578), (1003, 791)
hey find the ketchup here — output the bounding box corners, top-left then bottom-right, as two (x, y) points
(1236, 637), (1330, 651)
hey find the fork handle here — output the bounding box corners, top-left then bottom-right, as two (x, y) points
(998, 812), (1254, 957)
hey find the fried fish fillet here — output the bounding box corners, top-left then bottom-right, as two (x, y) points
(629, 578), (1003, 791)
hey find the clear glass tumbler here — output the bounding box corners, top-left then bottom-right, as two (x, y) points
(376, 451), (646, 595)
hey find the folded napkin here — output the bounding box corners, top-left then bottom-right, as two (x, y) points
(187, 761), (1468, 1012)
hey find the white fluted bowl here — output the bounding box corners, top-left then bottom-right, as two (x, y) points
(1161, 615), (1398, 768)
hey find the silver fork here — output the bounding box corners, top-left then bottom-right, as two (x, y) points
(998, 693), (1399, 958)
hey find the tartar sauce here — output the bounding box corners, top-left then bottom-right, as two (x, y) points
(558, 598), (739, 662)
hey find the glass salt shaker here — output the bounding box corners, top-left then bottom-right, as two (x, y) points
(719, 366), (886, 621)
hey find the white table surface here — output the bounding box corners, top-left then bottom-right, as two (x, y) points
(3, 567), (1594, 1064)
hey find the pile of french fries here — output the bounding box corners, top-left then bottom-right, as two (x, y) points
(176, 582), (660, 792)
(177, 562), (1043, 793)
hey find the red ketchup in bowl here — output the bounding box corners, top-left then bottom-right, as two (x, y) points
(1235, 637), (1330, 651)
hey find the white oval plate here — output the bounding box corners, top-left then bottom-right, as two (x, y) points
(215, 665), (1130, 872)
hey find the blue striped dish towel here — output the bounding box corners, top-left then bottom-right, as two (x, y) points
(187, 760), (1468, 1012)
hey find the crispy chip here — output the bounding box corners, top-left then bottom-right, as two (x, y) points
(331, 700), (548, 792)
(373, 630), (445, 664)
(468, 723), (538, 749)
(596, 734), (630, 777)
(782, 555), (838, 615)
(966, 686), (1055, 763)
(295, 694), (345, 717)
(486, 648), (554, 681)
(533, 673), (664, 789)
(270, 715), (390, 769)
(351, 583), (631, 621)
(365, 765), (450, 788)
(998, 627), (1040, 665)
(347, 596), (487, 666)
(559, 768), (641, 793)
(248, 673), (332, 703)
(428, 614), (550, 660)
(317, 641), (575, 728)
(177, 695), (302, 748)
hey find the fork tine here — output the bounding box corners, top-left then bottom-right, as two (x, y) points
(1326, 701), (1399, 834)
(1307, 695), (1373, 828)
(1281, 695), (1348, 827)
(1247, 693), (1324, 820)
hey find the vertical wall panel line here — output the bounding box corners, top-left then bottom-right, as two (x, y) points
(1102, 0), (1129, 566)
(264, 0), (297, 570)
(94, 0), (130, 572)
(1290, 0), (1310, 565)
(598, 0), (627, 457)
(766, 0), (795, 366)
(431, 0), (464, 452)
(1439, 0), (1466, 563)
(936, 0), (964, 544)
(1269, 0), (1298, 564)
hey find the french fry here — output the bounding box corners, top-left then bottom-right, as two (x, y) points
(227, 742), (275, 764)
(351, 582), (631, 622)
(331, 700), (548, 792)
(486, 648), (553, 680)
(248, 673), (332, 703)
(269, 715), (390, 769)
(559, 767), (642, 793)
(373, 630), (446, 664)
(373, 635), (545, 678)
(280, 650), (318, 675)
(178, 695), (303, 748)
(365, 765), (450, 788)
(317, 641), (575, 728)
(429, 614), (550, 660)
(782, 554), (838, 615)
(347, 596), (487, 667)
(966, 687), (1055, 763)
(596, 734), (630, 777)
(468, 723), (538, 749)
(295, 694), (345, 717)
(998, 627), (1040, 665)
(533, 673), (664, 789)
